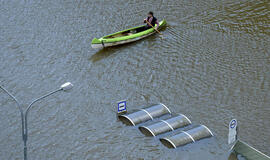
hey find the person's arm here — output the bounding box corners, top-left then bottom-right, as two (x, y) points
(144, 17), (147, 23)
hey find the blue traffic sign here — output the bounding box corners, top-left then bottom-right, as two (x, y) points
(118, 101), (127, 113)
(230, 119), (237, 129)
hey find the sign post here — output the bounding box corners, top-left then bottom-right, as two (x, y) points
(117, 100), (127, 115)
(228, 119), (238, 145)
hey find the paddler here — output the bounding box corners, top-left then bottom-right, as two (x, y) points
(136, 11), (159, 32)
(144, 11), (159, 30)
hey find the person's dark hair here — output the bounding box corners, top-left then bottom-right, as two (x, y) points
(148, 11), (154, 16)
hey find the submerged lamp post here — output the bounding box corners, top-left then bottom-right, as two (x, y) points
(0, 82), (73, 160)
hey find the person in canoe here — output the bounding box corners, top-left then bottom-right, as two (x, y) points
(136, 11), (159, 32)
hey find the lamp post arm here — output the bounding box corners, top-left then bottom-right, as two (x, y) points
(0, 85), (25, 139)
(1, 83), (72, 160)
(0, 85), (24, 113)
(24, 88), (63, 140)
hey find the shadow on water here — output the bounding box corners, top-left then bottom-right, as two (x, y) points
(89, 42), (138, 63)
(89, 47), (118, 63)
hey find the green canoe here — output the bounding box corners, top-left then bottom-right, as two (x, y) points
(91, 19), (166, 48)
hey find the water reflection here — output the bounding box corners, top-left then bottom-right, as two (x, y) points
(90, 48), (117, 62)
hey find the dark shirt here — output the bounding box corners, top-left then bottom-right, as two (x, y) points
(145, 16), (159, 28)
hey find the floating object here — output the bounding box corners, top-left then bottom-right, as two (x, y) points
(160, 125), (213, 148)
(117, 102), (213, 149)
(91, 20), (167, 48)
(118, 103), (171, 126)
(139, 114), (191, 136)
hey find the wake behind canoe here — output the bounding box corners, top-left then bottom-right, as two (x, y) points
(91, 19), (166, 48)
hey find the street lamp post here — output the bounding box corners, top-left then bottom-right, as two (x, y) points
(0, 82), (73, 160)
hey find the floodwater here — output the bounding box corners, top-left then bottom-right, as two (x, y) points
(0, 0), (269, 159)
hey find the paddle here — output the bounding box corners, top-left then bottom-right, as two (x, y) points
(145, 19), (163, 36)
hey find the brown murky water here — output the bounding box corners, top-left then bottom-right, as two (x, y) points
(0, 0), (269, 159)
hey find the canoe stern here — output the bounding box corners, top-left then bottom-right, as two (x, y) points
(91, 38), (104, 48)
(91, 38), (101, 44)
